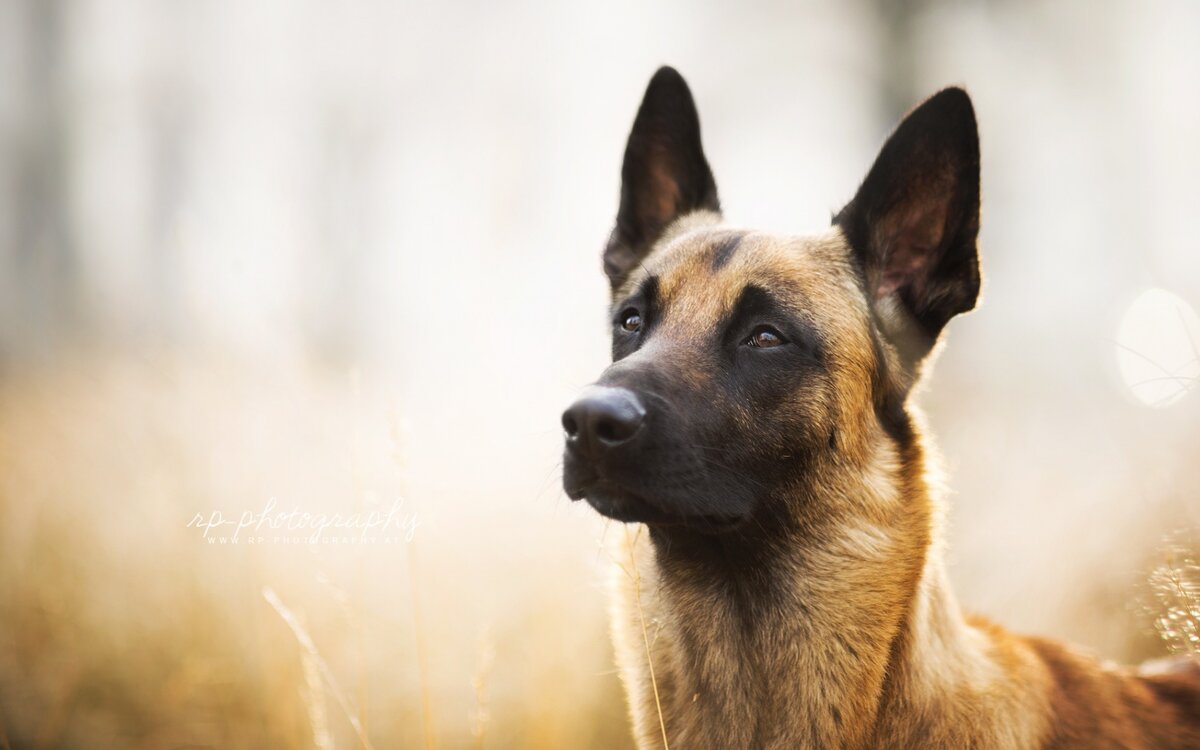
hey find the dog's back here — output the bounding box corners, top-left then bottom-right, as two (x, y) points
(1030, 643), (1200, 748)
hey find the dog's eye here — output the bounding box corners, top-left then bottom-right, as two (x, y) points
(620, 310), (642, 333)
(745, 326), (787, 348)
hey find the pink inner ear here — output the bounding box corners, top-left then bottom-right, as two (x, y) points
(872, 193), (950, 300)
(646, 156), (681, 226)
(876, 244), (929, 298)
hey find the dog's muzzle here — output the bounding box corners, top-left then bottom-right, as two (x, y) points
(560, 386), (647, 507)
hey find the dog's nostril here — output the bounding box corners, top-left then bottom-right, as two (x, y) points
(594, 412), (642, 444)
(562, 411), (580, 438)
(595, 417), (619, 443)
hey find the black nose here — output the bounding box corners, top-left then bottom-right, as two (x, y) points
(562, 387), (646, 452)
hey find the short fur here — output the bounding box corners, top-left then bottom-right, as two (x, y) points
(562, 67), (1200, 749)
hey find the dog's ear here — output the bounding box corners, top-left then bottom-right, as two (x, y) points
(604, 66), (720, 290)
(835, 87), (981, 369)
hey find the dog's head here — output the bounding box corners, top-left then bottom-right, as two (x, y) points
(562, 67), (980, 534)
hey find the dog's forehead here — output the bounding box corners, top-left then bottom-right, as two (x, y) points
(619, 226), (865, 329)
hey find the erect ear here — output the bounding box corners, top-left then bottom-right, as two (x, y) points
(604, 66), (720, 290)
(834, 87), (981, 369)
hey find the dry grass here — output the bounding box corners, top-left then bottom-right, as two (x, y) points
(620, 526), (669, 750)
(0, 350), (629, 749)
(1149, 534), (1200, 656)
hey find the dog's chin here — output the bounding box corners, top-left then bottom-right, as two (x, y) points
(582, 488), (652, 523)
(577, 483), (746, 533)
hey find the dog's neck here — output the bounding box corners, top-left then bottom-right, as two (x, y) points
(614, 428), (1025, 749)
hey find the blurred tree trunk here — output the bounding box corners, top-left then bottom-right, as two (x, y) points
(870, 0), (1001, 117)
(0, 0), (79, 364)
(871, 0), (930, 118)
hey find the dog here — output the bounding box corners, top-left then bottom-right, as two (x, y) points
(560, 67), (1200, 749)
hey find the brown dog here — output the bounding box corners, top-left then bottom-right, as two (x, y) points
(561, 67), (1200, 749)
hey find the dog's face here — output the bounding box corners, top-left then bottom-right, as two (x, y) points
(563, 68), (981, 533)
(563, 229), (871, 530)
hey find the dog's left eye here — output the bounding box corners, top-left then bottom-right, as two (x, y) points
(745, 326), (787, 348)
(620, 310), (643, 333)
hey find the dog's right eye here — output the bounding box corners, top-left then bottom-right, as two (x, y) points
(620, 310), (642, 333)
(745, 325), (788, 349)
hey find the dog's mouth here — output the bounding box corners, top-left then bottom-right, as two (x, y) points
(569, 479), (745, 532)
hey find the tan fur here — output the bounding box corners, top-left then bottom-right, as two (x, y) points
(604, 214), (1200, 749)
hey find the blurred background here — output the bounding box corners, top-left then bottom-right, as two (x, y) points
(1, 0), (1198, 747)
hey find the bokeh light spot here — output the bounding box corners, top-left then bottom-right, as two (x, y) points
(1115, 288), (1200, 407)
